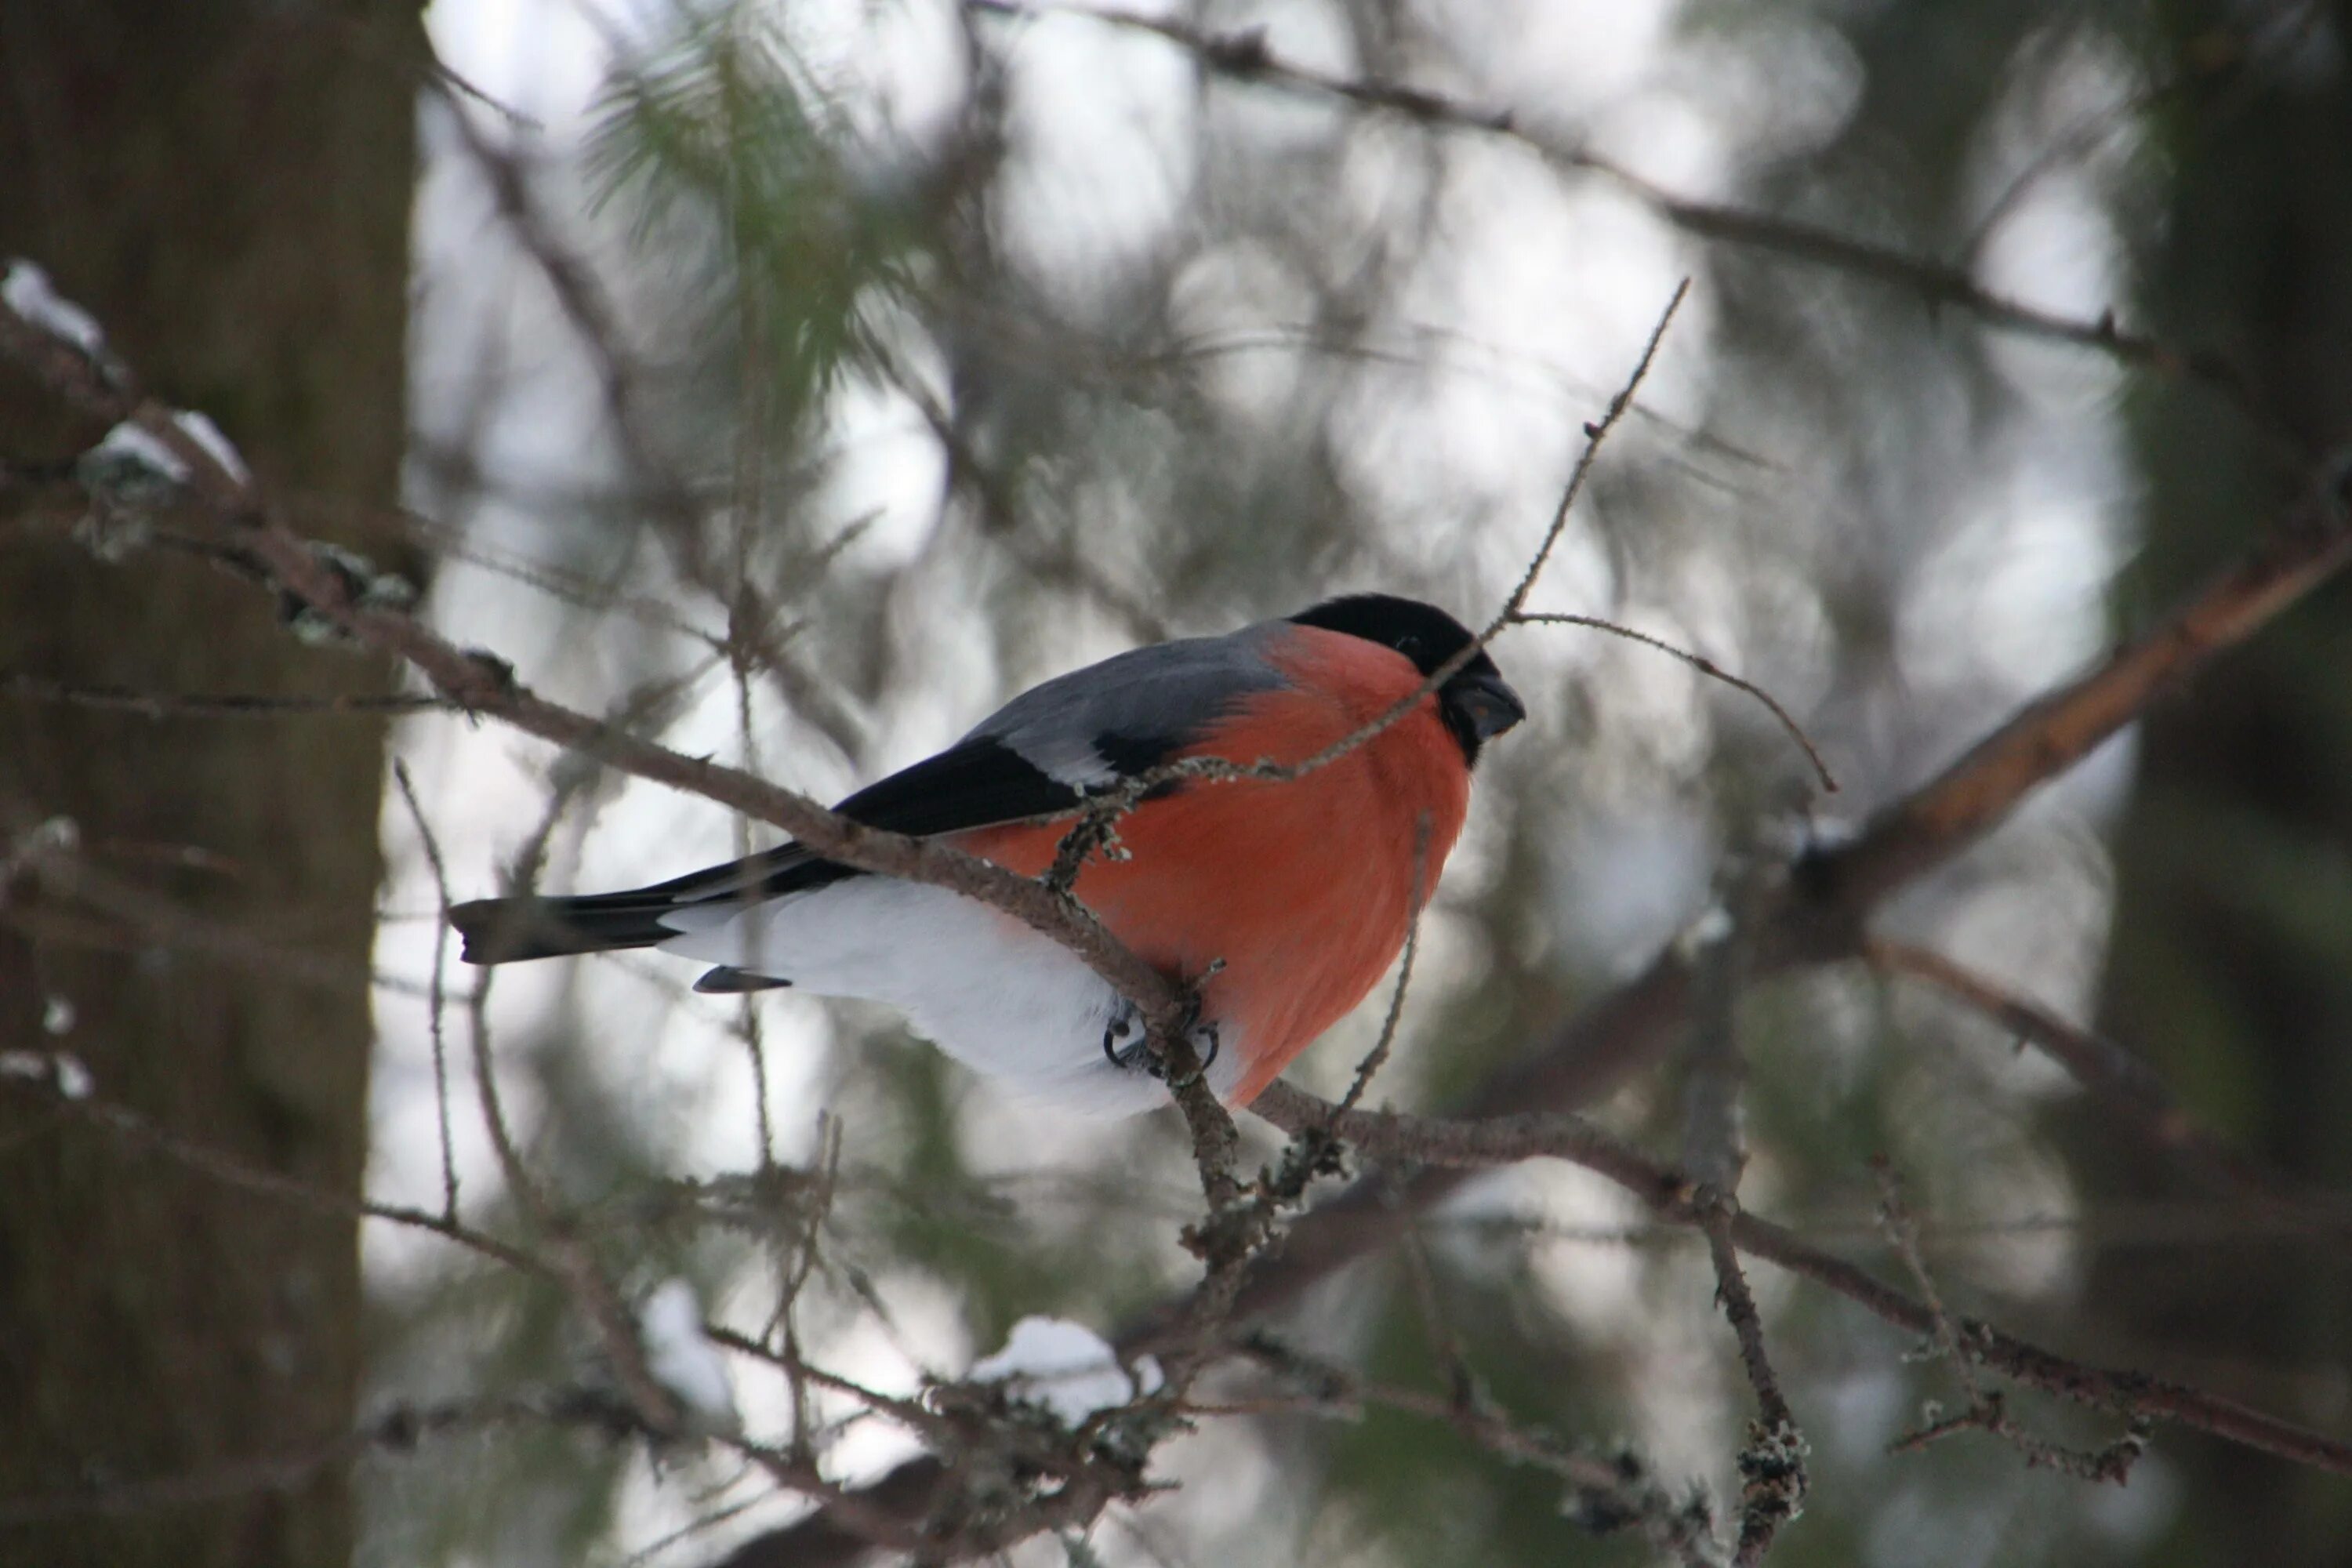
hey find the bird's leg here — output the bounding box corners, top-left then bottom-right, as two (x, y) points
(1165, 959), (1226, 1086)
(1166, 1017), (1220, 1088)
(1102, 996), (1149, 1073)
(1104, 986), (1221, 1084)
(1149, 984), (1221, 1088)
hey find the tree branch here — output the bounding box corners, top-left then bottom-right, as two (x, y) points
(1200, 441), (2352, 1335)
(1864, 938), (2343, 1224)
(963, 0), (2278, 434)
(1247, 1083), (2352, 1478)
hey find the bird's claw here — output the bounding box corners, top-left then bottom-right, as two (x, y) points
(1102, 999), (1145, 1071)
(1101, 996), (1220, 1086)
(1166, 1018), (1220, 1088)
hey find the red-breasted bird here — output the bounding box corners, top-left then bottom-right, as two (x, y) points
(450, 593), (1524, 1116)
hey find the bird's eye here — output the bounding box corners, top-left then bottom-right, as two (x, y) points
(1396, 633), (1424, 656)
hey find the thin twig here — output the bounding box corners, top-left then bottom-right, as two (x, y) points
(461, 799), (690, 1437)
(1388, 1182), (1479, 1412)
(0, 670), (450, 719)
(0, 1392), (620, 1525)
(728, 638), (779, 1173)
(1224, 1338), (1722, 1565)
(0, 1072), (550, 1280)
(1187, 439), (2352, 1345)
(1676, 880), (1804, 1564)
(1501, 279), (1693, 624)
(1702, 1216), (1807, 1568)
(1244, 1081), (2352, 1479)
(964, 0), (2278, 437)
(1334, 812), (1432, 1117)
(391, 760), (463, 1222)
(1865, 938), (2328, 1220)
(1040, 280), (1691, 894)
(13, 207), (2352, 1565)
(1875, 1159), (2150, 1484)
(1507, 613), (1837, 793)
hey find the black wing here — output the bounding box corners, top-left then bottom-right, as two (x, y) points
(453, 736), (1122, 963)
(648, 735), (1102, 902)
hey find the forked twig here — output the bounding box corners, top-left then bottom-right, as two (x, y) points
(1874, 1159), (2150, 1484)
(1508, 612), (1837, 792)
(1040, 280), (1693, 888)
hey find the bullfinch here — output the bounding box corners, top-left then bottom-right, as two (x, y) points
(449, 593), (1524, 1116)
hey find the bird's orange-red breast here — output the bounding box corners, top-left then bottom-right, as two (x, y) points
(952, 625), (1471, 1103)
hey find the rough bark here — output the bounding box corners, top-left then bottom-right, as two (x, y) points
(0, 4), (419, 1565)
(2093, 5), (2352, 1563)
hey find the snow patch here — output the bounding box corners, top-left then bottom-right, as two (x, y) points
(1684, 903), (1733, 946)
(1674, 902), (1733, 960)
(171, 409), (250, 485)
(0, 1050), (93, 1100)
(1804, 813), (1859, 851)
(55, 1054), (93, 1101)
(639, 1279), (740, 1432)
(968, 1316), (1163, 1425)
(88, 421), (191, 488)
(3, 260), (107, 359)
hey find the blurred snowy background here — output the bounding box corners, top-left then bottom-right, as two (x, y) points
(7, 0), (2350, 1565)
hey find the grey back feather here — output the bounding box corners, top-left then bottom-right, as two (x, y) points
(969, 623), (1289, 782)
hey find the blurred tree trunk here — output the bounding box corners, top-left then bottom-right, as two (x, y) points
(0, 4), (419, 1566)
(2096, 5), (2352, 1563)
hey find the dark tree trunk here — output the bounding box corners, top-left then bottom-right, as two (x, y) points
(2095, 5), (2352, 1563)
(0, 4), (420, 1566)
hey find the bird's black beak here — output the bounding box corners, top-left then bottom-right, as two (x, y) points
(1448, 669), (1526, 741)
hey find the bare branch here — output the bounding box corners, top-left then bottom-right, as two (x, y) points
(2, 670), (448, 720)
(1498, 279), (1692, 624)
(462, 963), (690, 1436)
(1875, 1160), (2151, 1484)
(1039, 279), (1690, 894)
(0, 1071), (550, 1281)
(1245, 1081), (2352, 1479)
(1677, 884), (1805, 1563)
(1706, 1218), (1808, 1568)
(0, 1392), (632, 1526)
(962, 0), (2277, 434)
(1815, 455), (2352, 914)
(1506, 613), (1837, 792)
(1200, 441), (2352, 1338)
(1222, 1338), (1724, 1567)
(1334, 812), (1432, 1119)
(15, 216), (2352, 1564)
(390, 760), (463, 1222)
(1865, 938), (2335, 1221)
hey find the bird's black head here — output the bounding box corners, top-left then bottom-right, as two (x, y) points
(1287, 593), (1526, 765)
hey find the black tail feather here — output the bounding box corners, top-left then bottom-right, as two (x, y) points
(692, 966), (791, 994)
(450, 848), (863, 966)
(450, 893), (681, 964)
